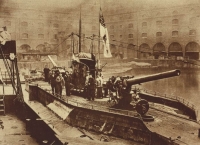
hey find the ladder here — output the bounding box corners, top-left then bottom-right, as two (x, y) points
(0, 95), (5, 115)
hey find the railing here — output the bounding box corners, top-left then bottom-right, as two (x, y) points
(141, 88), (196, 111)
(37, 84), (140, 118)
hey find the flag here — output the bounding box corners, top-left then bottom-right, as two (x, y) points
(99, 8), (112, 58)
(0, 26), (11, 45)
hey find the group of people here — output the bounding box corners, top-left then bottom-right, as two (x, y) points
(48, 70), (72, 98)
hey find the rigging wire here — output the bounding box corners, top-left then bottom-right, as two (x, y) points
(40, 32), (200, 67)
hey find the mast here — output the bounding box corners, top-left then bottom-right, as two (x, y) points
(79, 5), (82, 53)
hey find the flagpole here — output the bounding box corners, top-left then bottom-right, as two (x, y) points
(98, 6), (101, 70)
(79, 5), (82, 53)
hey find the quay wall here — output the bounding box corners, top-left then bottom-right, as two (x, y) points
(28, 85), (178, 145)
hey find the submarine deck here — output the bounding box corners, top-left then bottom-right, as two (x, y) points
(32, 81), (200, 145)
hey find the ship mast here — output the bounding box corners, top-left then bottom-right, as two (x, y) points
(79, 5), (81, 53)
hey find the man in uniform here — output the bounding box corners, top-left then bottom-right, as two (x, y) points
(64, 71), (72, 96)
(49, 70), (56, 95)
(87, 74), (96, 101)
(43, 65), (50, 82)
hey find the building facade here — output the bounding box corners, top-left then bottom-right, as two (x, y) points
(104, 0), (200, 60)
(1, 0), (200, 62)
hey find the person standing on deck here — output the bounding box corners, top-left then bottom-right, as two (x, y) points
(49, 70), (56, 95)
(43, 65), (50, 82)
(55, 71), (64, 98)
(96, 73), (103, 98)
(64, 71), (72, 96)
(87, 74), (96, 101)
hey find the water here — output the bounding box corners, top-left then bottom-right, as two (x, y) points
(119, 68), (200, 110)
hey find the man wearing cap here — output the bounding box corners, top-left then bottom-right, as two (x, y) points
(87, 74), (96, 101)
(64, 71), (72, 96)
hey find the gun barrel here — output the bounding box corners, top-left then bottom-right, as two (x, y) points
(126, 69), (180, 86)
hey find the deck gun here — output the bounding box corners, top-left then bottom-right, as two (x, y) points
(112, 69), (181, 115)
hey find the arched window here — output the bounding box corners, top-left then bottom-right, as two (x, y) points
(22, 33), (28, 39)
(172, 31), (178, 37)
(156, 32), (162, 37)
(128, 34), (133, 38)
(156, 21), (162, 26)
(128, 23), (133, 28)
(142, 33), (147, 38)
(189, 30), (196, 36)
(110, 35), (114, 40)
(110, 25), (114, 29)
(142, 22), (147, 27)
(38, 34), (44, 39)
(172, 19), (178, 25)
(21, 22), (28, 27)
(172, 10), (178, 15)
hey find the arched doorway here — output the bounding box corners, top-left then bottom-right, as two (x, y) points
(127, 44), (137, 59)
(153, 43), (166, 59)
(168, 42), (183, 58)
(139, 43), (151, 59)
(185, 42), (200, 60)
(36, 44), (45, 52)
(118, 44), (124, 59)
(110, 44), (116, 58)
(19, 44), (31, 52)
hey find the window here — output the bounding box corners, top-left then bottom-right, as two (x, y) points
(172, 19), (178, 25)
(142, 22), (147, 27)
(110, 25), (114, 29)
(156, 21), (162, 26)
(142, 33), (147, 38)
(172, 31), (178, 37)
(22, 33), (28, 39)
(38, 34), (44, 39)
(119, 25), (123, 29)
(53, 24), (59, 28)
(21, 22), (28, 27)
(128, 23), (133, 28)
(156, 32), (162, 37)
(128, 34), (133, 38)
(189, 30), (196, 35)
(110, 35), (114, 40)
(120, 35), (122, 38)
(4, 20), (11, 26)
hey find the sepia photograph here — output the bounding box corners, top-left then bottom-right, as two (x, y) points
(0, 0), (200, 144)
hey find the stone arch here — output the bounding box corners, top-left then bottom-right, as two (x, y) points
(168, 42), (183, 57)
(139, 43), (151, 59)
(185, 42), (200, 60)
(19, 44), (31, 52)
(153, 43), (166, 59)
(127, 44), (137, 59)
(36, 44), (45, 52)
(110, 44), (116, 57)
(118, 44), (124, 59)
